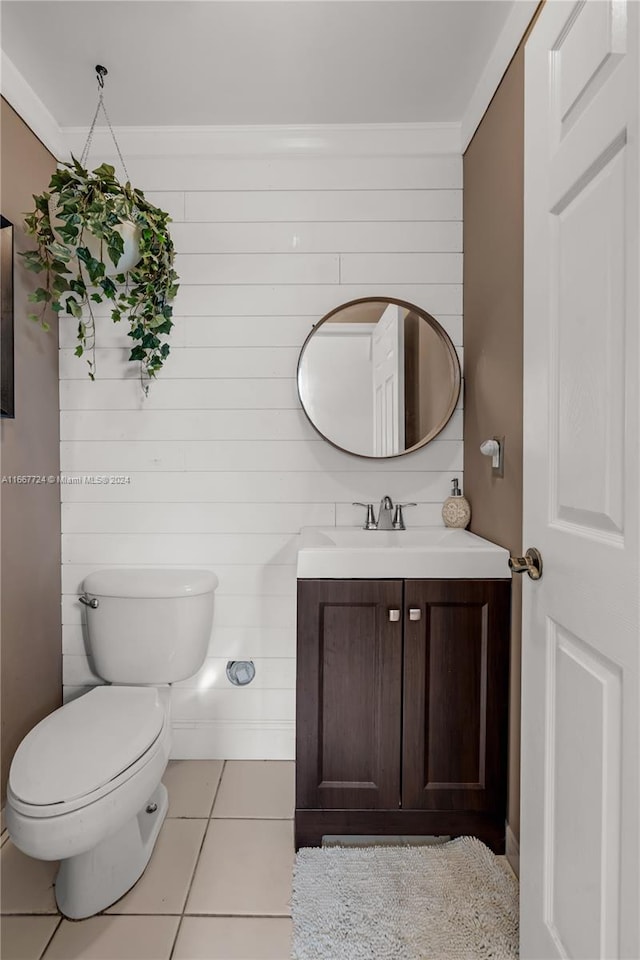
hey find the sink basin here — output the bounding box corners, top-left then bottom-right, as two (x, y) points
(297, 526), (511, 579)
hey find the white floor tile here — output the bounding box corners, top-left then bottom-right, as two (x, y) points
(213, 762), (295, 820)
(42, 916), (179, 960)
(186, 819), (293, 917)
(0, 842), (58, 914)
(163, 760), (224, 818)
(173, 916), (293, 959)
(0, 916), (60, 960)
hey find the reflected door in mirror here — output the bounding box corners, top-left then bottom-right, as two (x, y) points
(297, 298), (460, 459)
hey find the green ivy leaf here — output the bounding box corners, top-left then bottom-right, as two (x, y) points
(85, 257), (105, 284)
(92, 162), (116, 179)
(50, 259), (71, 275)
(28, 288), (51, 303)
(74, 345), (83, 357)
(56, 224), (79, 243)
(47, 241), (72, 262)
(52, 275), (70, 295)
(34, 194), (50, 214)
(20, 252), (45, 273)
(153, 320), (173, 335)
(66, 298), (82, 319)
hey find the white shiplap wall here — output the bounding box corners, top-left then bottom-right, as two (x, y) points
(60, 146), (463, 759)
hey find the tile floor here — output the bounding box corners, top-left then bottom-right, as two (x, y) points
(1, 761), (295, 960)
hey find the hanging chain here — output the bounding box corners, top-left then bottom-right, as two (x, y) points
(79, 95), (102, 167)
(80, 68), (130, 182)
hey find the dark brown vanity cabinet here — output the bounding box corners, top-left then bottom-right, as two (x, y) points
(295, 578), (511, 852)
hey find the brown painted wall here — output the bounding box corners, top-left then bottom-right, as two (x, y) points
(463, 48), (524, 843)
(1, 98), (61, 799)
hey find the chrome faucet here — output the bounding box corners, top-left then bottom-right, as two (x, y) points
(353, 496), (416, 530)
(377, 495), (394, 530)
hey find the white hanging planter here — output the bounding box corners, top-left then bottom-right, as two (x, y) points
(49, 199), (141, 277)
(86, 219), (141, 276)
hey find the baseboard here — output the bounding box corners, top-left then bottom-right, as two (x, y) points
(170, 719), (295, 760)
(505, 822), (520, 878)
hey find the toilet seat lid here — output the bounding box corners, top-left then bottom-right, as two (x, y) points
(9, 687), (165, 806)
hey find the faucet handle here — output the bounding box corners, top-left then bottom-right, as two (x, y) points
(392, 503), (417, 530)
(353, 502), (377, 530)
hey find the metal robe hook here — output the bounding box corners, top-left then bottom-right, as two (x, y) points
(95, 64), (108, 89)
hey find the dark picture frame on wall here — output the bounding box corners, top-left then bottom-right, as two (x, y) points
(1, 215), (15, 419)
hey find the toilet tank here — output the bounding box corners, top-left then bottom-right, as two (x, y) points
(81, 569), (217, 684)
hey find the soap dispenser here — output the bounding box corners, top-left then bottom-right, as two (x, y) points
(442, 477), (471, 529)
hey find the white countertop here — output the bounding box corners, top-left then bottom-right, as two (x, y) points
(297, 526), (511, 579)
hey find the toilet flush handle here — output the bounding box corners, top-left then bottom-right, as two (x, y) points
(79, 594), (99, 609)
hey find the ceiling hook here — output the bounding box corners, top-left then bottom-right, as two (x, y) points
(95, 64), (108, 89)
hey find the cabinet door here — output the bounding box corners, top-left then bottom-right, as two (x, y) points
(297, 579), (403, 810)
(402, 579), (510, 813)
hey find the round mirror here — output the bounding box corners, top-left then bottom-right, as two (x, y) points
(297, 298), (460, 459)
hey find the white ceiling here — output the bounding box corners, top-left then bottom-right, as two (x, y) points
(1, 1), (515, 127)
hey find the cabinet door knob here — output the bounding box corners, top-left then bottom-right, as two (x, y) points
(388, 609), (401, 622)
(409, 608), (421, 621)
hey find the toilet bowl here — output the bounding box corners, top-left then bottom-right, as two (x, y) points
(7, 685), (172, 919)
(6, 568), (217, 919)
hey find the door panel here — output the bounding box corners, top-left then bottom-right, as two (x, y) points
(401, 580), (510, 813)
(522, 3), (639, 957)
(557, 0), (626, 130)
(553, 142), (626, 537)
(543, 621), (622, 960)
(296, 579), (403, 810)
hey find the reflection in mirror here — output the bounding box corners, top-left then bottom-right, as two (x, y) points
(297, 298), (460, 459)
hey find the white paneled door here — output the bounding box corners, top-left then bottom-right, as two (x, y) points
(372, 303), (405, 456)
(521, 2), (639, 958)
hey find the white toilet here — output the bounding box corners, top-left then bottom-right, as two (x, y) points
(6, 568), (217, 920)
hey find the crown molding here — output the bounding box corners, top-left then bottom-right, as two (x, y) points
(3, 1), (538, 166)
(1, 52), (66, 158)
(61, 121), (462, 158)
(461, 0), (539, 152)
(1, 51), (461, 159)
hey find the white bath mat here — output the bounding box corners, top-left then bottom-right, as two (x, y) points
(292, 836), (518, 960)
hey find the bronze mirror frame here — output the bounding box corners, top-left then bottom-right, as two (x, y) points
(1, 215), (15, 419)
(296, 296), (461, 460)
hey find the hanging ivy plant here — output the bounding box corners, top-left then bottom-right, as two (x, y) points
(21, 156), (178, 385)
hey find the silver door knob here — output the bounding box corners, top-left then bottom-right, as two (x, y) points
(409, 608), (421, 621)
(509, 547), (543, 580)
(388, 609), (401, 622)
